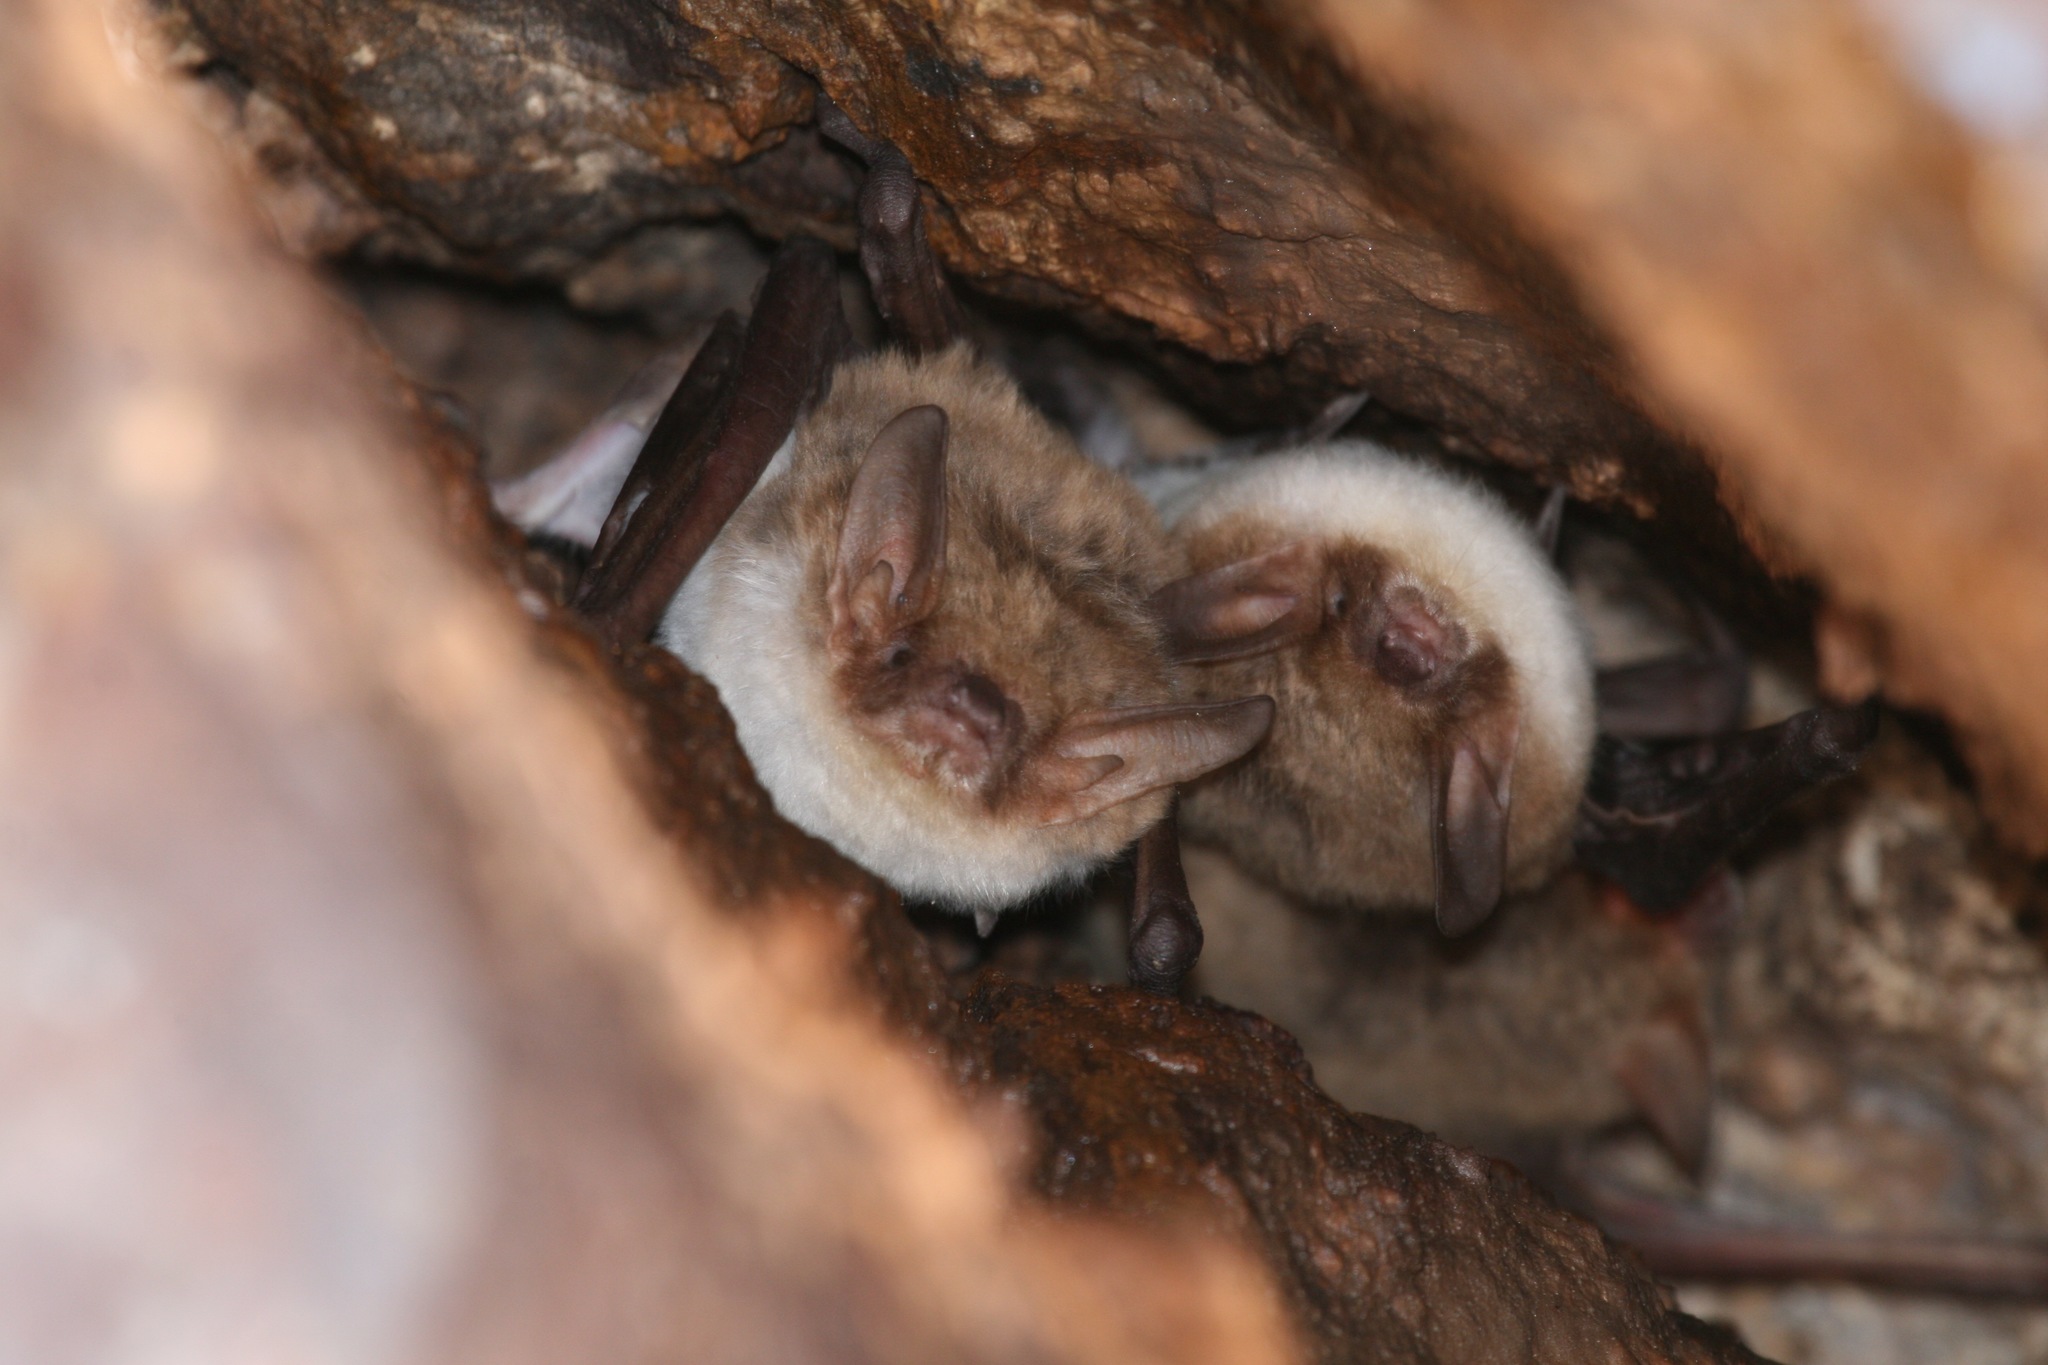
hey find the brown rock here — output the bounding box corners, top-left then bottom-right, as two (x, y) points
(0, 2), (1774, 1360)
(163, 0), (1769, 612)
(965, 979), (1762, 1364)
(1308, 0), (2048, 851)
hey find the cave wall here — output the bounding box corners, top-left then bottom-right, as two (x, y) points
(0, 2), (1776, 1362)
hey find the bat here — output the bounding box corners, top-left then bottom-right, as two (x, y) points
(495, 121), (1271, 986)
(1185, 843), (2048, 1299)
(653, 339), (1270, 916)
(1184, 843), (1720, 1174)
(1137, 444), (1876, 930)
(1141, 444), (1598, 934)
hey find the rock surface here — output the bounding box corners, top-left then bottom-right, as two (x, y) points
(0, 5), (1771, 1363)
(1310, 0), (2048, 852)
(157, 0), (2048, 853)
(160, 0), (1769, 615)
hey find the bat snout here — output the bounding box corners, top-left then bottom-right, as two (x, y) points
(1351, 586), (1461, 691)
(896, 666), (1023, 786)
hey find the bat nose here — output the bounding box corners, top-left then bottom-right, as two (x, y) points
(1374, 620), (1441, 686)
(1355, 588), (1455, 687)
(945, 671), (1015, 749)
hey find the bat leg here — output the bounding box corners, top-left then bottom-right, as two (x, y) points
(1576, 698), (1879, 912)
(1560, 1169), (2048, 1299)
(1128, 800), (1203, 995)
(573, 237), (849, 648)
(1595, 600), (1750, 740)
(1611, 1013), (1714, 1181)
(817, 96), (965, 355)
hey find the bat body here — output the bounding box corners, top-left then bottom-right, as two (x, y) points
(662, 345), (1269, 910)
(508, 333), (1270, 917)
(1144, 444), (1596, 931)
(1184, 843), (1712, 1167)
(1184, 841), (2048, 1298)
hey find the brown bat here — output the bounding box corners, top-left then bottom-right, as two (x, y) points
(655, 342), (1267, 918)
(1138, 448), (1876, 931)
(495, 122), (1269, 984)
(1185, 843), (2048, 1299)
(1185, 844), (1718, 1171)
(1141, 447), (1597, 934)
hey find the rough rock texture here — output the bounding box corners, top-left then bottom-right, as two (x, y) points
(1679, 732), (2048, 1361)
(1309, 0), (2048, 853)
(156, 0), (2048, 853)
(967, 979), (1759, 1365)
(1, 4), (1772, 1363)
(158, 0), (1767, 610)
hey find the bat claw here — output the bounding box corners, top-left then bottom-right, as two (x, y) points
(1129, 802), (1202, 996)
(1129, 901), (1202, 995)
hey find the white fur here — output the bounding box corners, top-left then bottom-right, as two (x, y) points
(658, 438), (1112, 911)
(1149, 442), (1595, 780)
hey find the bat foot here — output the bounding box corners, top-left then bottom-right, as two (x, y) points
(1128, 897), (1202, 996)
(817, 94), (964, 355)
(1128, 801), (1201, 996)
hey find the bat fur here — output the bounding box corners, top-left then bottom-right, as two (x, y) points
(644, 344), (1269, 910)
(1142, 443), (1596, 925)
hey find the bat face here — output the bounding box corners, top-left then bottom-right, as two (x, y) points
(662, 346), (1271, 912)
(1145, 444), (1595, 930)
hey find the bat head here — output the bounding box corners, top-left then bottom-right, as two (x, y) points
(819, 402), (1271, 885)
(1150, 445), (1594, 932)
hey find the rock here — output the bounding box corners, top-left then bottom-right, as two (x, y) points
(966, 979), (1761, 1364)
(161, 0), (1769, 616)
(0, 5), (1771, 1360)
(1309, 0), (2048, 852)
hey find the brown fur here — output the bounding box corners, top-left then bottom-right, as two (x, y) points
(1173, 515), (1583, 911)
(737, 345), (1198, 865)
(1184, 845), (1709, 1155)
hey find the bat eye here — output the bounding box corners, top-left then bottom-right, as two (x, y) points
(885, 644), (914, 670)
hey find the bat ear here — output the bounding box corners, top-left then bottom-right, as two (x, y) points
(831, 405), (949, 651)
(1431, 703), (1521, 935)
(1031, 696), (1275, 826)
(1151, 542), (1325, 663)
(1613, 1010), (1714, 1180)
